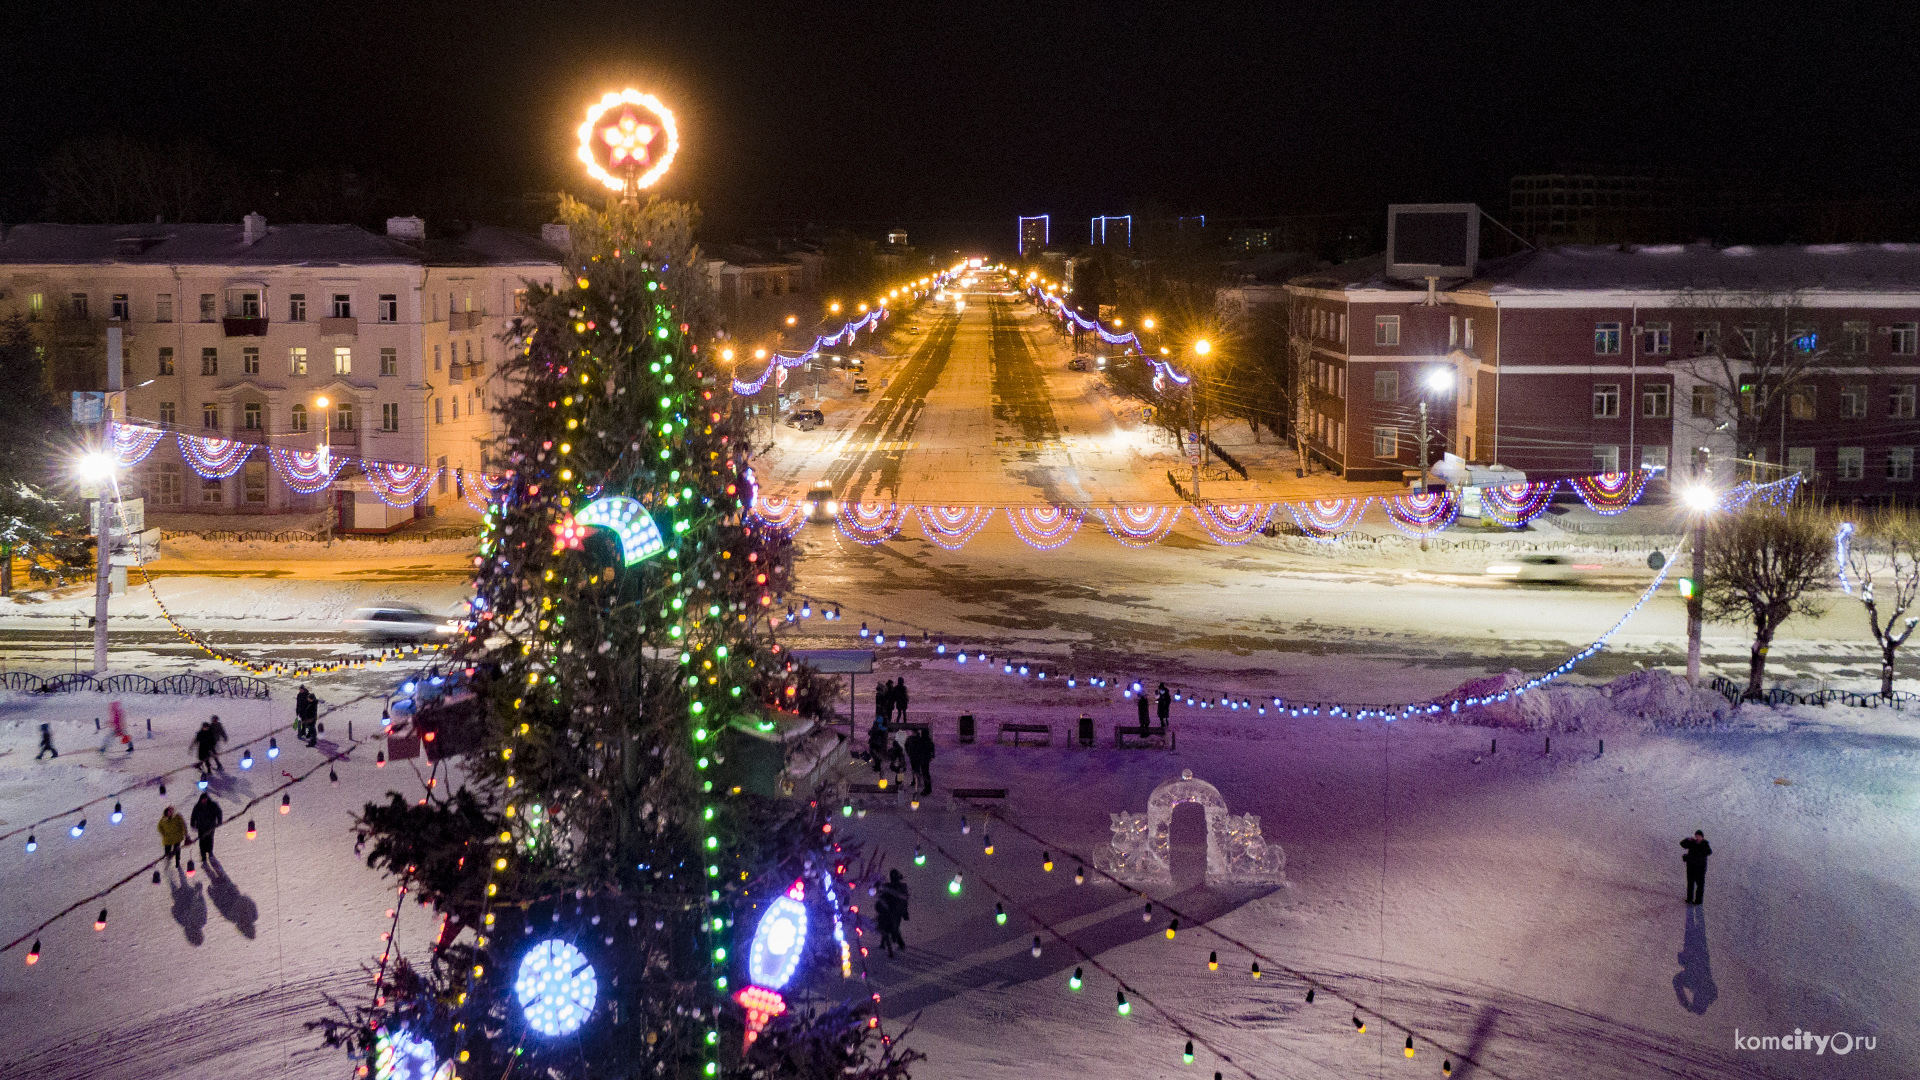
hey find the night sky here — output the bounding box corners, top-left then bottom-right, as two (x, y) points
(6, 2), (1918, 251)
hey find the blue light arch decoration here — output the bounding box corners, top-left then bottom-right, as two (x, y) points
(573, 496), (667, 566)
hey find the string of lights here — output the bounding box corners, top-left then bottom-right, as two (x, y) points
(727, 269), (960, 397)
(1029, 290), (1192, 387)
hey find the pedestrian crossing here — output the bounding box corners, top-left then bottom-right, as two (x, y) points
(842, 441), (918, 452)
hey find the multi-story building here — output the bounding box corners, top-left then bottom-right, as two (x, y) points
(0, 214), (563, 525)
(1286, 241), (1920, 497)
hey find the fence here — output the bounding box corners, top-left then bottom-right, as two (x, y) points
(0, 671), (272, 699)
(161, 526), (479, 544)
(1704, 674), (1918, 710)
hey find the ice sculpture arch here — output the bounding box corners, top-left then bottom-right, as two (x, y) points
(1094, 770), (1286, 886)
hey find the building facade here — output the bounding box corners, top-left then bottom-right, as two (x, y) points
(0, 215), (562, 522)
(1286, 242), (1920, 497)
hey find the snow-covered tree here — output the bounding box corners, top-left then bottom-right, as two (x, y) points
(1703, 506), (1833, 697)
(1843, 511), (1920, 697)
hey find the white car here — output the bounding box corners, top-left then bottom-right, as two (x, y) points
(1485, 555), (1601, 583)
(345, 605), (460, 641)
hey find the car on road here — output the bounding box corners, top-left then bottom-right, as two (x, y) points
(1484, 555), (1602, 583)
(806, 480), (839, 523)
(853, 377), (870, 394)
(344, 605), (460, 641)
(785, 409), (824, 430)
(1066, 356), (1088, 371)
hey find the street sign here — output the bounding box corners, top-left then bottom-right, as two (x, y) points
(71, 392), (105, 424)
(90, 497), (145, 538)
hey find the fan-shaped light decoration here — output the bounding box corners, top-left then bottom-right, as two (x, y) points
(916, 505), (994, 549)
(373, 1025), (452, 1080)
(515, 939), (597, 1037)
(750, 495), (808, 538)
(456, 468), (506, 513)
(1382, 490), (1460, 538)
(176, 434), (253, 479)
(1285, 497), (1373, 541)
(1007, 505), (1084, 550)
(1479, 480), (1559, 527)
(837, 502), (911, 545)
(1098, 505), (1182, 547)
(269, 446), (349, 494)
(362, 462), (440, 507)
(1191, 502), (1272, 545)
(109, 423), (165, 468)
(574, 496), (666, 566)
(1569, 471), (1647, 515)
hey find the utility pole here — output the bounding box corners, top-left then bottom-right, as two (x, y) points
(1686, 449), (1712, 684)
(1418, 398), (1431, 492)
(93, 326), (122, 672)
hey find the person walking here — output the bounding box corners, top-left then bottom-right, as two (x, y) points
(1156, 683), (1172, 728)
(867, 721), (888, 774)
(106, 701), (132, 755)
(157, 806), (187, 870)
(904, 727), (935, 797)
(1681, 830), (1712, 905)
(875, 869), (910, 957)
(295, 686), (320, 747)
(895, 680), (910, 723)
(189, 792), (224, 864)
(194, 716), (228, 773)
(35, 723), (58, 760)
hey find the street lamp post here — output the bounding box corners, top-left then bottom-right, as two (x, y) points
(1190, 339), (1212, 499)
(1418, 367), (1455, 492)
(314, 395), (333, 543)
(1684, 453), (1715, 684)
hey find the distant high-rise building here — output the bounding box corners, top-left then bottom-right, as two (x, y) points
(1090, 215), (1132, 247)
(886, 229), (908, 246)
(1509, 172), (1690, 245)
(1230, 228), (1275, 254)
(1018, 215), (1049, 256)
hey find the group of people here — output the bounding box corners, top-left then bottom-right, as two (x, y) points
(874, 678), (911, 724)
(1136, 682), (1173, 729)
(156, 793), (225, 872)
(192, 716), (230, 773)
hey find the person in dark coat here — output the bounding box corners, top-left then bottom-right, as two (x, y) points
(35, 723), (58, 760)
(894, 681), (910, 723)
(876, 680), (894, 724)
(189, 793), (224, 863)
(1136, 690), (1150, 728)
(1156, 683), (1172, 727)
(867, 722), (888, 773)
(904, 728), (935, 796)
(1681, 830), (1712, 904)
(886, 738), (907, 777)
(875, 869), (910, 957)
(194, 715), (228, 772)
(295, 686), (320, 746)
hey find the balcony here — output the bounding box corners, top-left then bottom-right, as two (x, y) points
(222, 317), (269, 337)
(448, 310), (481, 331)
(318, 316), (358, 338)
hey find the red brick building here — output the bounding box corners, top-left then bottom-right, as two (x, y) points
(1286, 243), (1920, 497)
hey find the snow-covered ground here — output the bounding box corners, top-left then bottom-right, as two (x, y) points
(0, 655), (1913, 1079)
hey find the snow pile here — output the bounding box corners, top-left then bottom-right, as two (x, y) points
(1448, 668), (1732, 732)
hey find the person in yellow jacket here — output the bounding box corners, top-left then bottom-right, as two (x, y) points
(157, 806), (187, 869)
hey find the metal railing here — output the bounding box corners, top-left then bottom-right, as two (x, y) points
(0, 671), (271, 698)
(1704, 674), (1918, 709)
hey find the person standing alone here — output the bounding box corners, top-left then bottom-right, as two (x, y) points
(295, 685), (320, 747)
(157, 806), (187, 869)
(1156, 683), (1172, 728)
(875, 869), (910, 957)
(1136, 690), (1150, 729)
(190, 793), (224, 865)
(1680, 830), (1712, 905)
(904, 727), (935, 797)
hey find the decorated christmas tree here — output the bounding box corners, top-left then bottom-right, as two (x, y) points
(317, 192), (916, 1079)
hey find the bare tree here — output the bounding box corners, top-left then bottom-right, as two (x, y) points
(1672, 290), (1831, 478)
(1843, 511), (1920, 697)
(1703, 506), (1833, 697)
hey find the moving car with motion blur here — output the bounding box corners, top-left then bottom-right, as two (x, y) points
(1484, 554), (1601, 583)
(344, 605), (461, 641)
(785, 408), (824, 430)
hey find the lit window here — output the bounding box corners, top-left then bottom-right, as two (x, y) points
(1593, 322), (1621, 355)
(1690, 385), (1716, 418)
(289, 347), (308, 376)
(27, 293), (43, 321)
(334, 347), (352, 375)
(1788, 386), (1816, 421)
(158, 348), (175, 376)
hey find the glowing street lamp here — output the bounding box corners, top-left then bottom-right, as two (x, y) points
(1683, 450), (1717, 684)
(1142, 317), (1156, 331)
(1417, 368), (1454, 495)
(576, 90), (679, 196)
(829, 302), (841, 314)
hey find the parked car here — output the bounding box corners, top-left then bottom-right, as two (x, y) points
(853, 377), (870, 394)
(786, 409), (824, 430)
(1066, 356), (1088, 371)
(1484, 555), (1601, 583)
(345, 605), (460, 641)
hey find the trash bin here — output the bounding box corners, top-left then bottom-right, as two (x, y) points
(958, 714), (975, 744)
(1077, 714), (1094, 747)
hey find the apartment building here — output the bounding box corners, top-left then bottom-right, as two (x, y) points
(0, 215), (562, 523)
(1286, 241), (1920, 496)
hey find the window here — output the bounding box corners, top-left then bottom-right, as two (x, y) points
(330, 293), (352, 319)
(1594, 322), (1621, 355)
(433, 344), (443, 371)
(243, 402), (262, 430)
(1787, 447), (1815, 475)
(201, 347), (218, 376)
(513, 288), (528, 313)
(380, 347), (398, 376)
(230, 290), (261, 318)
(1463, 318), (1475, 351)
(437, 456), (450, 494)
(1374, 315), (1400, 346)
(1372, 426), (1398, 459)
(155, 294), (173, 322)
(243, 461), (267, 504)
(1693, 322), (1720, 355)
(289, 294), (306, 321)
(159, 401), (176, 425)
(1844, 321), (1869, 354)
(201, 402), (219, 429)
(1838, 447), (1865, 481)
(1642, 321), (1670, 354)
(334, 403), (354, 431)
(464, 341), (474, 366)
(110, 294), (129, 320)
(1738, 325), (1772, 355)
(199, 294), (216, 321)
(26, 292), (42, 321)
(435, 398), (445, 424)
(1690, 384), (1717, 418)
(451, 396), (459, 419)
(289, 347), (308, 376)
(1841, 384), (1868, 418)
(381, 403), (400, 432)
(242, 347), (260, 375)
(378, 294), (398, 322)
(1788, 385), (1816, 420)
(290, 404), (308, 433)
(1791, 326), (1818, 353)
(148, 464), (182, 506)
(1894, 323), (1919, 356)
(1461, 373), (1474, 407)
(334, 347), (352, 375)
(1592, 445), (1620, 473)
(1892, 385), (1916, 419)
(1593, 383), (1621, 418)
(1640, 446), (1670, 472)
(1890, 448), (1915, 482)
(1373, 370), (1399, 402)
(201, 477), (223, 504)
(1642, 383), (1670, 418)
(158, 347), (175, 376)
(70, 293), (89, 319)
(1448, 316), (1459, 349)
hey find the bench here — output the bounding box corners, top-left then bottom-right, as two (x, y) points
(998, 722), (1052, 746)
(950, 788), (1007, 801)
(1114, 723), (1172, 749)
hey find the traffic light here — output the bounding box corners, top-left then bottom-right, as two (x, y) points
(1677, 577), (1695, 599)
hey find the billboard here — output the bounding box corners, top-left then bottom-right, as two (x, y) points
(1386, 203), (1479, 281)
